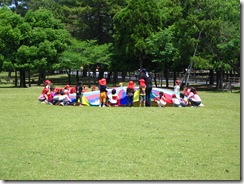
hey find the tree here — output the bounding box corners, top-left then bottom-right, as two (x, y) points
(0, 7), (70, 87)
(56, 38), (87, 84)
(171, 0), (240, 88)
(113, 0), (162, 69)
(145, 25), (179, 87)
(83, 40), (112, 84)
(0, 6), (24, 85)
(18, 8), (70, 86)
(23, 0), (127, 44)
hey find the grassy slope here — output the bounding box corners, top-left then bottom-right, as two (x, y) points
(0, 87), (240, 180)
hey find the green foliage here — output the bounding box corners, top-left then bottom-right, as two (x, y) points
(0, 0), (240, 79)
(168, 0), (240, 74)
(0, 6), (23, 70)
(16, 9), (70, 70)
(113, 0), (162, 68)
(57, 39), (112, 72)
(2, 61), (14, 71)
(145, 26), (179, 71)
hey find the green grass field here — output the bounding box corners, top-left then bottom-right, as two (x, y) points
(0, 86), (240, 180)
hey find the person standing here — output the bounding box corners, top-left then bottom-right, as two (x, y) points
(139, 68), (152, 107)
(126, 81), (135, 107)
(174, 80), (180, 95)
(138, 79), (146, 107)
(75, 81), (83, 106)
(99, 78), (107, 107)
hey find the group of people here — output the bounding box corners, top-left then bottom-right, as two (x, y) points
(168, 79), (203, 107)
(97, 68), (153, 107)
(39, 68), (203, 107)
(38, 80), (97, 106)
(97, 68), (202, 108)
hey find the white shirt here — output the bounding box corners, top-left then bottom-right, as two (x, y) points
(174, 85), (180, 94)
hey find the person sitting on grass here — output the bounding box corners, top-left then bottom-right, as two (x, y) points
(58, 90), (72, 106)
(83, 85), (88, 93)
(91, 86), (97, 91)
(44, 80), (51, 91)
(172, 94), (181, 107)
(64, 84), (70, 94)
(179, 93), (188, 107)
(38, 87), (48, 103)
(155, 91), (167, 108)
(183, 85), (191, 96)
(52, 89), (61, 105)
(107, 89), (120, 107)
(70, 86), (76, 94)
(47, 87), (55, 105)
(187, 87), (202, 107)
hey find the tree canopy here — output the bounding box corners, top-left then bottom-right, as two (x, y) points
(0, 0), (240, 88)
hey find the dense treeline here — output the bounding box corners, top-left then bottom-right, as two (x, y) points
(0, 0), (240, 88)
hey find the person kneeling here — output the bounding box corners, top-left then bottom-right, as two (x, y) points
(172, 94), (181, 107)
(108, 89), (120, 107)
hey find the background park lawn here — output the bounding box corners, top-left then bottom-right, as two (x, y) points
(0, 86), (240, 180)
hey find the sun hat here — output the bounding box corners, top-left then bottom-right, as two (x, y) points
(99, 78), (106, 85)
(65, 84), (70, 89)
(172, 94), (176, 98)
(45, 80), (51, 85)
(139, 79), (146, 87)
(127, 81), (134, 88)
(175, 80), (180, 85)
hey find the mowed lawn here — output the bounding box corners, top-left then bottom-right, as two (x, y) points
(0, 87), (240, 180)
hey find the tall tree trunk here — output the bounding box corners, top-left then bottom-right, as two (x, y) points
(98, 67), (104, 79)
(173, 71), (176, 85)
(87, 66), (91, 88)
(154, 72), (157, 87)
(83, 67), (87, 77)
(209, 69), (214, 85)
(8, 71), (11, 78)
(15, 70), (18, 87)
(122, 71), (126, 82)
(216, 70), (221, 89)
(107, 72), (112, 83)
(93, 67), (97, 84)
(220, 67), (224, 90)
(139, 57), (142, 69)
(76, 70), (80, 84)
(28, 69), (31, 87)
(66, 69), (71, 85)
(113, 71), (118, 86)
(19, 69), (27, 88)
(164, 69), (169, 88)
(38, 70), (46, 86)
